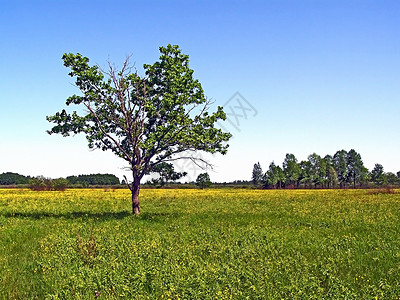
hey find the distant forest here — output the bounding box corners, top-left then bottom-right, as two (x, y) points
(0, 173), (120, 186)
(253, 149), (400, 189)
(0, 172), (31, 185)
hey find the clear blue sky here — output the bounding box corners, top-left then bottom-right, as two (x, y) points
(1, 0), (399, 182)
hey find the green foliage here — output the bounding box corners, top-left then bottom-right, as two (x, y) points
(251, 162), (263, 185)
(0, 189), (400, 298)
(29, 176), (53, 191)
(386, 172), (398, 185)
(282, 154), (301, 187)
(333, 150), (348, 188)
(346, 149), (368, 188)
(146, 162), (187, 186)
(196, 173), (211, 189)
(0, 172), (30, 185)
(29, 176), (69, 191)
(299, 160), (312, 188)
(371, 164), (387, 186)
(264, 162), (285, 188)
(308, 153), (326, 187)
(327, 165), (339, 188)
(53, 178), (70, 191)
(66, 174), (120, 186)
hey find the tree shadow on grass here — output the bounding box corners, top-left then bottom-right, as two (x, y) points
(0, 211), (131, 220)
(0, 211), (181, 222)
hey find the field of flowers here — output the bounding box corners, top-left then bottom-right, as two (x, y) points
(0, 188), (399, 299)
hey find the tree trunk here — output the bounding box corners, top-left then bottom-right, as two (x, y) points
(131, 178), (140, 215)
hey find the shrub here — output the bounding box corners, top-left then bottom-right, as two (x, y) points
(29, 176), (52, 191)
(29, 176), (69, 191)
(53, 178), (69, 191)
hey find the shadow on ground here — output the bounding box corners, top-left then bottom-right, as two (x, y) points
(0, 211), (131, 220)
(0, 211), (180, 222)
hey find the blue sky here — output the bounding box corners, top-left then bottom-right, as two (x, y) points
(0, 0), (399, 182)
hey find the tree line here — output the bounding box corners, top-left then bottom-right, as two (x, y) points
(0, 172), (31, 185)
(0, 172), (120, 187)
(252, 149), (400, 189)
(66, 174), (120, 186)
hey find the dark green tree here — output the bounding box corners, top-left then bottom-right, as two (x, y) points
(323, 155), (336, 188)
(299, 160), (312, 188)
(323, 155), (333, 166)
(196, 173), (211, 189)
(358, 166), (370, 187)
(307, 153), (326, 188)
(148, 162), (187, 186)
(346, 149), (367, 188)
(282, 153), (301, 188)
(47, 45), (231, 214)
(251, 162), (263, 185)
(386, 172), (398, 186)
(265, 162), (285, 189)
(326, 165), (339, 188)
(370, 164), (386, 186)
(333, 150), (348, 188)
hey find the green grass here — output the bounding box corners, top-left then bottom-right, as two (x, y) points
(0, 189), (399, 299)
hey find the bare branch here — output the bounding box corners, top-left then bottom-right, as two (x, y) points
(123, 175), (133, 191)
(83, 102), (132, 163)
(162, 155), (214, 170)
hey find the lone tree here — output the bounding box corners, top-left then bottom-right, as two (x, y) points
(147, 162), (187, 186)
(196, 173), (212, 189)
(251, 162), (263, 185)
(47, 45), (231, 214)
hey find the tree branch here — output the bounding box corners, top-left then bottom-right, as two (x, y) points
(83, 102), (133, 163)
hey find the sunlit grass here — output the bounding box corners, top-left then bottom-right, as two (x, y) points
(0, 189), (399, 299)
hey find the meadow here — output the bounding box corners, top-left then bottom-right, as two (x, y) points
(0, 188), (399, 299)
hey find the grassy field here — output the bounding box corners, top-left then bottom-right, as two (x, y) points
(0, 188), (399, 299)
